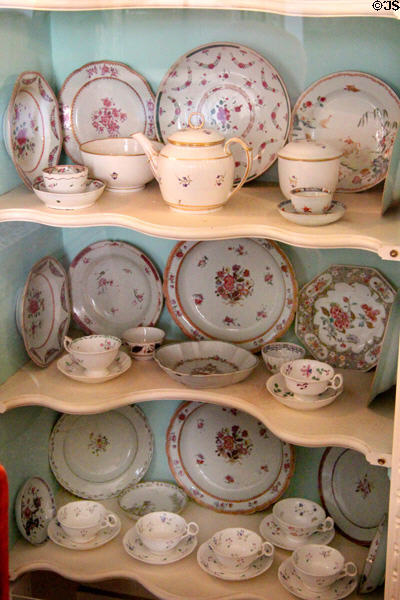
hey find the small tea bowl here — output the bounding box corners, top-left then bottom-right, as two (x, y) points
(292, 544), (357, 591)
(272, 498), (334, 539)
(280, 359), (343, 398)
(57, 500), (118, 543)
(289, 187), (333, 215)
(209, 527), (274, 572)
(42, 165), (88, 194)
(63, 334), (121, 376)
(261, 342), (306, 373)
(136, 511), (199, 553)
(122, 327), (165, 361)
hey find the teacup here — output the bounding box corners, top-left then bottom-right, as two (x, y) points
(63, 334), (121, 376)
(261, 342), (305, 373)
(292, 544), (357, 591)
(280, 359), (343, 398)
(136, 511), (199, 553)
(272, 498), (334, 539)
(42, 164), (88, 193)
(209, 527), (274, 572)
(289, 187), (333, 215)
(57, 500), (118, 543)
(122, 327), (165, 361)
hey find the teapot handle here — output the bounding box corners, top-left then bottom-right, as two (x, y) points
(224, 137), (252, 201)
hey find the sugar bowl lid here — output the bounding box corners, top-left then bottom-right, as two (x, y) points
(278, 139), (342, 160)
(167, 113), (225, 146)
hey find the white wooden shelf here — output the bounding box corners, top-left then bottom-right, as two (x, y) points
(0, 357), (393, 467)
(9, 489), (384, 600)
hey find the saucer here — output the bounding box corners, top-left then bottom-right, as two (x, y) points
(266, 373), (343, 410)
(278, 201), (346, 226)
(33, 179), (105, 210)
(197, 540), (273, 580)
(259, 515), (335, 551)
(278, 557), (358, 600)
(47, 514), (121, 550)
(57, 351), (131, 383)
(123, 525), (197, 564)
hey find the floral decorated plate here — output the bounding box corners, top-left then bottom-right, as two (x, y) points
(59, 60), (155, 164)
(319, 447), (390, 545)
(69, 240), (163, 337)
(358, 513), (387, 594)
(123, 525), (197, 564)
(4, 71), (62, 189)
(266, 373), (342, 410)
(48, 514), (121, 550)
(49, 406), (153, 499)
(166, 402), (295, 514)
(155, 42), (290, 183)
(32, 179), (105, 210)
(118, 481), (188, 520)
(278, 200), (346, 227)
(17, 256), (71, 367)
(15, 477), (56, 545)
(197, 540), (273, 581)
(57, 351), (131, 384)
(164, 239), (297, 352)
(290, 71), (400, 192)
(295, 265), (396, 371)
(382, 124), (400, 214)
(259, 514), (335, 551)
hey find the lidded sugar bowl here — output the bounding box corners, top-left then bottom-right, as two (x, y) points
(132, 113), (252, 214)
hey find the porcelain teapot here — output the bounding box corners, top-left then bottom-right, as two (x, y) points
(132, 113), (252, 214)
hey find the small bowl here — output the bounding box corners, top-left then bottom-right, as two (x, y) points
(42, 164), (88, 193)
(262, 342), (305, 373)
(122, 327), (165, 360)
(289, 187), (333, 215)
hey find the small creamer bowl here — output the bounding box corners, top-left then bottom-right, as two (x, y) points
(136, 511), (199, 553)
(63, 335), (121, 377)
(289, 187), (333, 215)
(122, 327), (165, 361)
(272, 498), (334, 538)
(280, 359), (343, 398)
(42, 164), (88, 194)
(57, 501), (118, 543)
(209, 527), (274, 572)
(261, 342), (306, 373)
(292, 544), (357, 591)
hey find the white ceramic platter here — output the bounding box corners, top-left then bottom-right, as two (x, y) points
(59, 60), (155, 164)
(266, 373), (342, 410)
(123, 525), (197, 564)
(48, 514), (121, 550)
(164, 239), (297, 352)
(49, 406), (153, 499)
(382, 124), (400, 214)
(296, 264), (396, 371)
(17, 256), (71, 367)
(319, 447), (390, 545)
(166, 401), (295, 514)
(259, 514), (335, 551)
(57, 351), (131, 384)
(118, 481), (188, 520)
(358, 513), (387, 594)
(290, 71), (400, 192)
(15, 477), (56, 545)
(69, 240), (163, 337)
(278, 200), (346, 226)
(4, 71), (62, 189)
(32, 179), (105, 210)
(155, 42), (290, 183)
(197, 540), (273, 581)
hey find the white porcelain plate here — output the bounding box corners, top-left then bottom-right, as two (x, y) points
(123, 525), (197, 564)
(4, 71), (62, 188)
(319, 447), (390, 545)
(266, 373), (343, 410)
(290, 71), (400, 192)
(197, 540), (273, 580)
(15, 477), (56, 545)
(164, 239), (297, 352)
(32, 179), (105, 210)
(359, 513), (387, 594)
(118, 481), (188, 520)
(69, 240), (163, 337)
(59, 60), (155, 164)
(48, 514), (121, 550)
(278, 200), (346, 227)
(57, 350), (131, 384)
(156, 42), (290, 183)
(296, 265), (396, 371)
(49, 406), (153, 499)
(259, 514), (335, 551)
(166, 401), (295, 514)
(18, 256), (71, 367)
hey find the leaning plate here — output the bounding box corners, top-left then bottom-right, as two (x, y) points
(278, 200), (346, 227)
(48, 514), (121, 550)
(15, 477), (56, 545)
(382, 125), (400, 214)
(4, 71), (62, 189)
(359, 513), (387, 594)
(296, 265), (396, 371)
(166, 402), (295, 514)
(319, 447), (390, 545)
(290, 71), (400, 192)
(59, 60), (155, 164)
(164, 239), (297, 352)
(69, 240), (163, 337)
(155, 42), (290, 183)
(32, 179), (105, 210)
(17, 256), (71, 367)
(118, 481), (188, 520)
(49, 406), (153, 499)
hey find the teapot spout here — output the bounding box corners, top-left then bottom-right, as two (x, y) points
(131, 132), (161, 182)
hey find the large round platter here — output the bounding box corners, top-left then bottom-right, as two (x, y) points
(59, 60), (155, 164)
(15, 477), (56, 545)
(318, 447), (390, 545)
(295, 265), (396, 371)
(166, 402), (295, 514)
(290, 71), (400, 192)
(49, 406), (153, 499)
(155, 42), (290, 183)
(18, 256), (71, 367)
(5, 71), (62, 189)
(359, 513), (387, 594)
(69, 240), (163, 337)
(164, 239), (297, 352)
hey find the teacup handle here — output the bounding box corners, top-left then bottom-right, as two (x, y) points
(261, 541), (274, 557)
(316, 516), (335, 533)
(338, 561), (358, 580)
(64, 335), (73, 352)
(224, 137), (252, 200)
(100, 513), (118, 529)
(327, 373), (343, 391)
(182, 521), (199, 539)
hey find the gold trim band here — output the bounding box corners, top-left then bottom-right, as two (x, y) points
(165, 201), (226, 211)
(168, 139), (222, 148)
(279, 154), (342, 162)
(159, 152), (231, 161)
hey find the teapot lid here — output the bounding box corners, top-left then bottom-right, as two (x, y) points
(167, 113), (225, 146)
(278, 139), (342, 160)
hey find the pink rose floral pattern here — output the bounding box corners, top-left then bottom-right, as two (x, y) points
(215, 425), (253, 463)
(215, 264), (254, 305)
(12, 102), (38, 160)
(91, 97), (128, 136)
